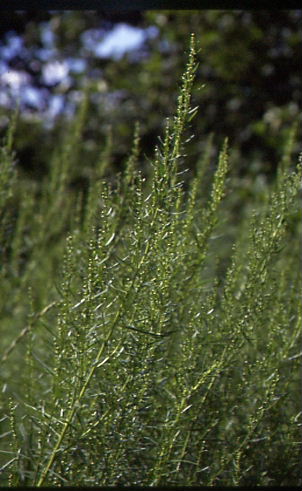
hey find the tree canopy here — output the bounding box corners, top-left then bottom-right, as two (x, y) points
(0, 10), (301, 180)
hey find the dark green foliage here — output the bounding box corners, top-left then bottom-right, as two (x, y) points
(0, 11), (301, 180)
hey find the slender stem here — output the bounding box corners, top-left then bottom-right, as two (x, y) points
(36, 309), (120, 486)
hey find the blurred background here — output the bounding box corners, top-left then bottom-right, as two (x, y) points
(0, 10), (301, 183)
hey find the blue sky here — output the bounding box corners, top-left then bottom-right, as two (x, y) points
(0, 23), (159, 122)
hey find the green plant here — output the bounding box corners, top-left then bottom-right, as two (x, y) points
(0, 34), (301, 487)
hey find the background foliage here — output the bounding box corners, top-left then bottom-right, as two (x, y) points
(0, 10), (301, 182)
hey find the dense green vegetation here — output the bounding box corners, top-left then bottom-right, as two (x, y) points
(0, 35), (301, 486)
